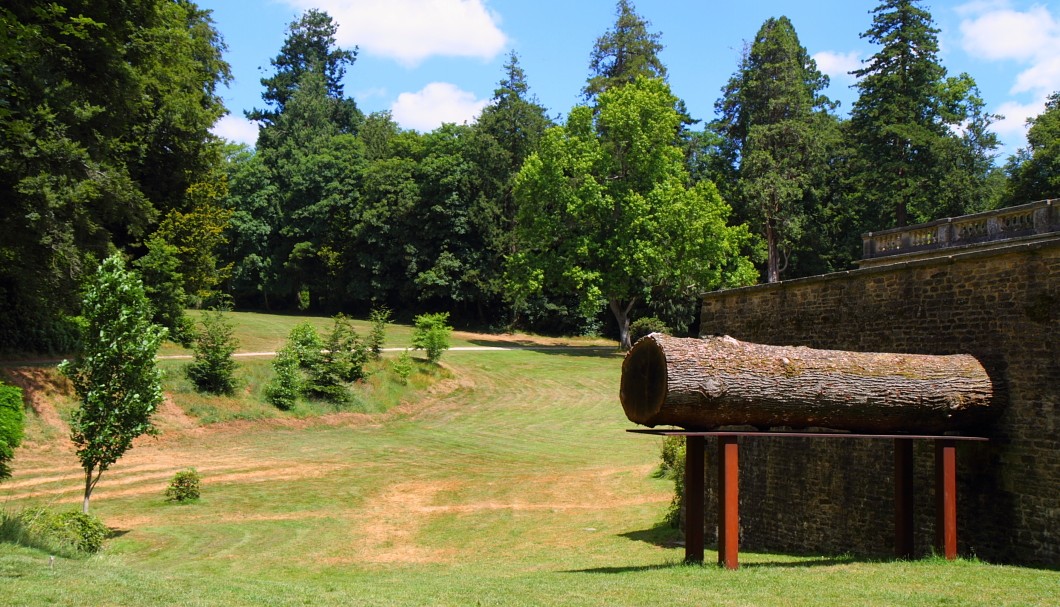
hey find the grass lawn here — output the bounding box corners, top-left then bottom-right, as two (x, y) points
(1, 313), (1056, 606)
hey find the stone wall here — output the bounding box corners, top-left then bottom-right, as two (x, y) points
(696, 237), (1059, 566)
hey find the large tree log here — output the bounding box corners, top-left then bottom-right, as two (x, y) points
(620, 334), (996, 433)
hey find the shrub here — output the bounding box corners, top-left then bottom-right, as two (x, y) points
(661, 437), (686, 529)
(9, 507), (108, 554)
(0, 382), (25, 482)
(412, 312), (452, 363)
(629, 316), (671, 344)
(185, 308), (240, 395)
(265, 345), (301, 410)
(392, 349), (414, 385)
(367, 307), (391, 359)
(287, 322), (323, 370)
(165, 468), (201, 503)
(303, 315), (369, 404)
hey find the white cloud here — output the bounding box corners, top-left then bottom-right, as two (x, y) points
(211, 114), (259, 146)
(283, 0), (508, 66)
(812, 50), (861, 84)
(993, 99), (1042, 138)
(958, 2), (1060, 98)
(959, 5), (1056, 61)
(390, 82), (488, 131)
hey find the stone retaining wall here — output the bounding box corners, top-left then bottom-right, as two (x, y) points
(696, 237), (1059, 566)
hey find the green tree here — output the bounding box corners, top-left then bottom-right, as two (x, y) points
(510, 77), (756, 350)
(135, 236), (195, 346)
(219, 144), (281, 309)
(247, 8), (359, 132)
(0, 2), (230, 352)
(1006, 92), (1060, 204)
(0, 382), (25, 482)
(846, 0), (999, 230)
(584, 1), (667, 100)
(714, 17), (838, 282)
(412, 313), (453, 364)
(59, 255), (167, 513)
(186, 309), (240, 396)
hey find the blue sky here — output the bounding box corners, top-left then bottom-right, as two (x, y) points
(200, 0), (1060, 161)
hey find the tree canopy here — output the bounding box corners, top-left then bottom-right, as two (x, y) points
(0, 1), (230, 352)
(584, 1), (667, 100)
(510, 77), (756, 349)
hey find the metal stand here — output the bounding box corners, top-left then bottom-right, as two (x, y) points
(629, 430), (987, 568)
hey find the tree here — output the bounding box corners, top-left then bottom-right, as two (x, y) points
(714, 17), (837, 282)
(59, 255), (167, 513)
(248, 9), (359, 134)
(1006, 92), (1060, 204)
(510, 77), (756, 350)
(584, 1), (667, 99)
(846, 0), (999, 230)
(0, 2), (230, 352)
(0, 382), (25, 482)
(412, 313), (453, 364)
(186, 309), (240, 396)
(135, 236), (195, 346)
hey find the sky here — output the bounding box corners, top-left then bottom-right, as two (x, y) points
(199, 0), (1060, 161)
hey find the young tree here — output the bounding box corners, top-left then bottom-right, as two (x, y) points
(714, 17), (837, 282)
(584, 0), (667, 100)
(59, 255), (167, 513)
(510, 78), (756, 350)
(0, 382), (25, 482)
(412, 313), (453, 364)
(186, 308), (240, 396)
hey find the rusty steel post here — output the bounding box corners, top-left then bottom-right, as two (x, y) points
(717, 435), (739, 569)
(684, 435), (705, 564)
(935, 439), (958, 559)
(895, 438), (915, 559)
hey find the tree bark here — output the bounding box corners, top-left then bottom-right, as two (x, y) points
(620, 334), (996, 433)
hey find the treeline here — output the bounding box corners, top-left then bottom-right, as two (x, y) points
(2, 1), (1058, 353)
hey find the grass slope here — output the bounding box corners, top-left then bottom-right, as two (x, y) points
(0, 313), (1056, 606)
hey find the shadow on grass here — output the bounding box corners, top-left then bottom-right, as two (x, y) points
(466, 339), (622, 358)
(566, 554), (865, 574)
(620, 524), (684, 549)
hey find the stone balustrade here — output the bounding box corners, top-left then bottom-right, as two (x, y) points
(862, 199), (1058, 261)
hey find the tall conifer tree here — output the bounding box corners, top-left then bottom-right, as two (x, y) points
(714, 17), (836, 282)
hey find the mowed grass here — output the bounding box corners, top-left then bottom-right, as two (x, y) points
(0, 314), (1056, 606)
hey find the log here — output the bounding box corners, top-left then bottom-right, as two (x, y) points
(620, 334), (996, 433)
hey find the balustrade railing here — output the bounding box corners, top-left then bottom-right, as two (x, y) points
(862, 199), (1058, 260)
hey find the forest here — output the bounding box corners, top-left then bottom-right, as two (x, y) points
(1, 0), (1058, 353)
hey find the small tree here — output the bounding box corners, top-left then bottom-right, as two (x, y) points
(59, 255), (167, 513)
(304, 315), (369, 403)
(0, 382), (25, 482)
(412, 312), (452, 363)
(265, 344), (301, 410)
(367, 306), (391, 359)
(186, 309), (240, 395)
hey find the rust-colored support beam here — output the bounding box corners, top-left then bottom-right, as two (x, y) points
(935, 439), (958, 559)
(684, 435), (705, 564)
(717, 435), (739, 569)
(895, 438), (915, 559)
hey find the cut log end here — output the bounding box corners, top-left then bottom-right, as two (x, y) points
(619, 333), (668, 425)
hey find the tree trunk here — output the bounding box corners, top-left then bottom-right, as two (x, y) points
(766, 219), (780, 283)
(609, 299), (635, 351)
(620, 334), (996, 433)
(82, 467), (94, 514)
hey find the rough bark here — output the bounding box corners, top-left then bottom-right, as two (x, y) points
(620, 334), (996, 433)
